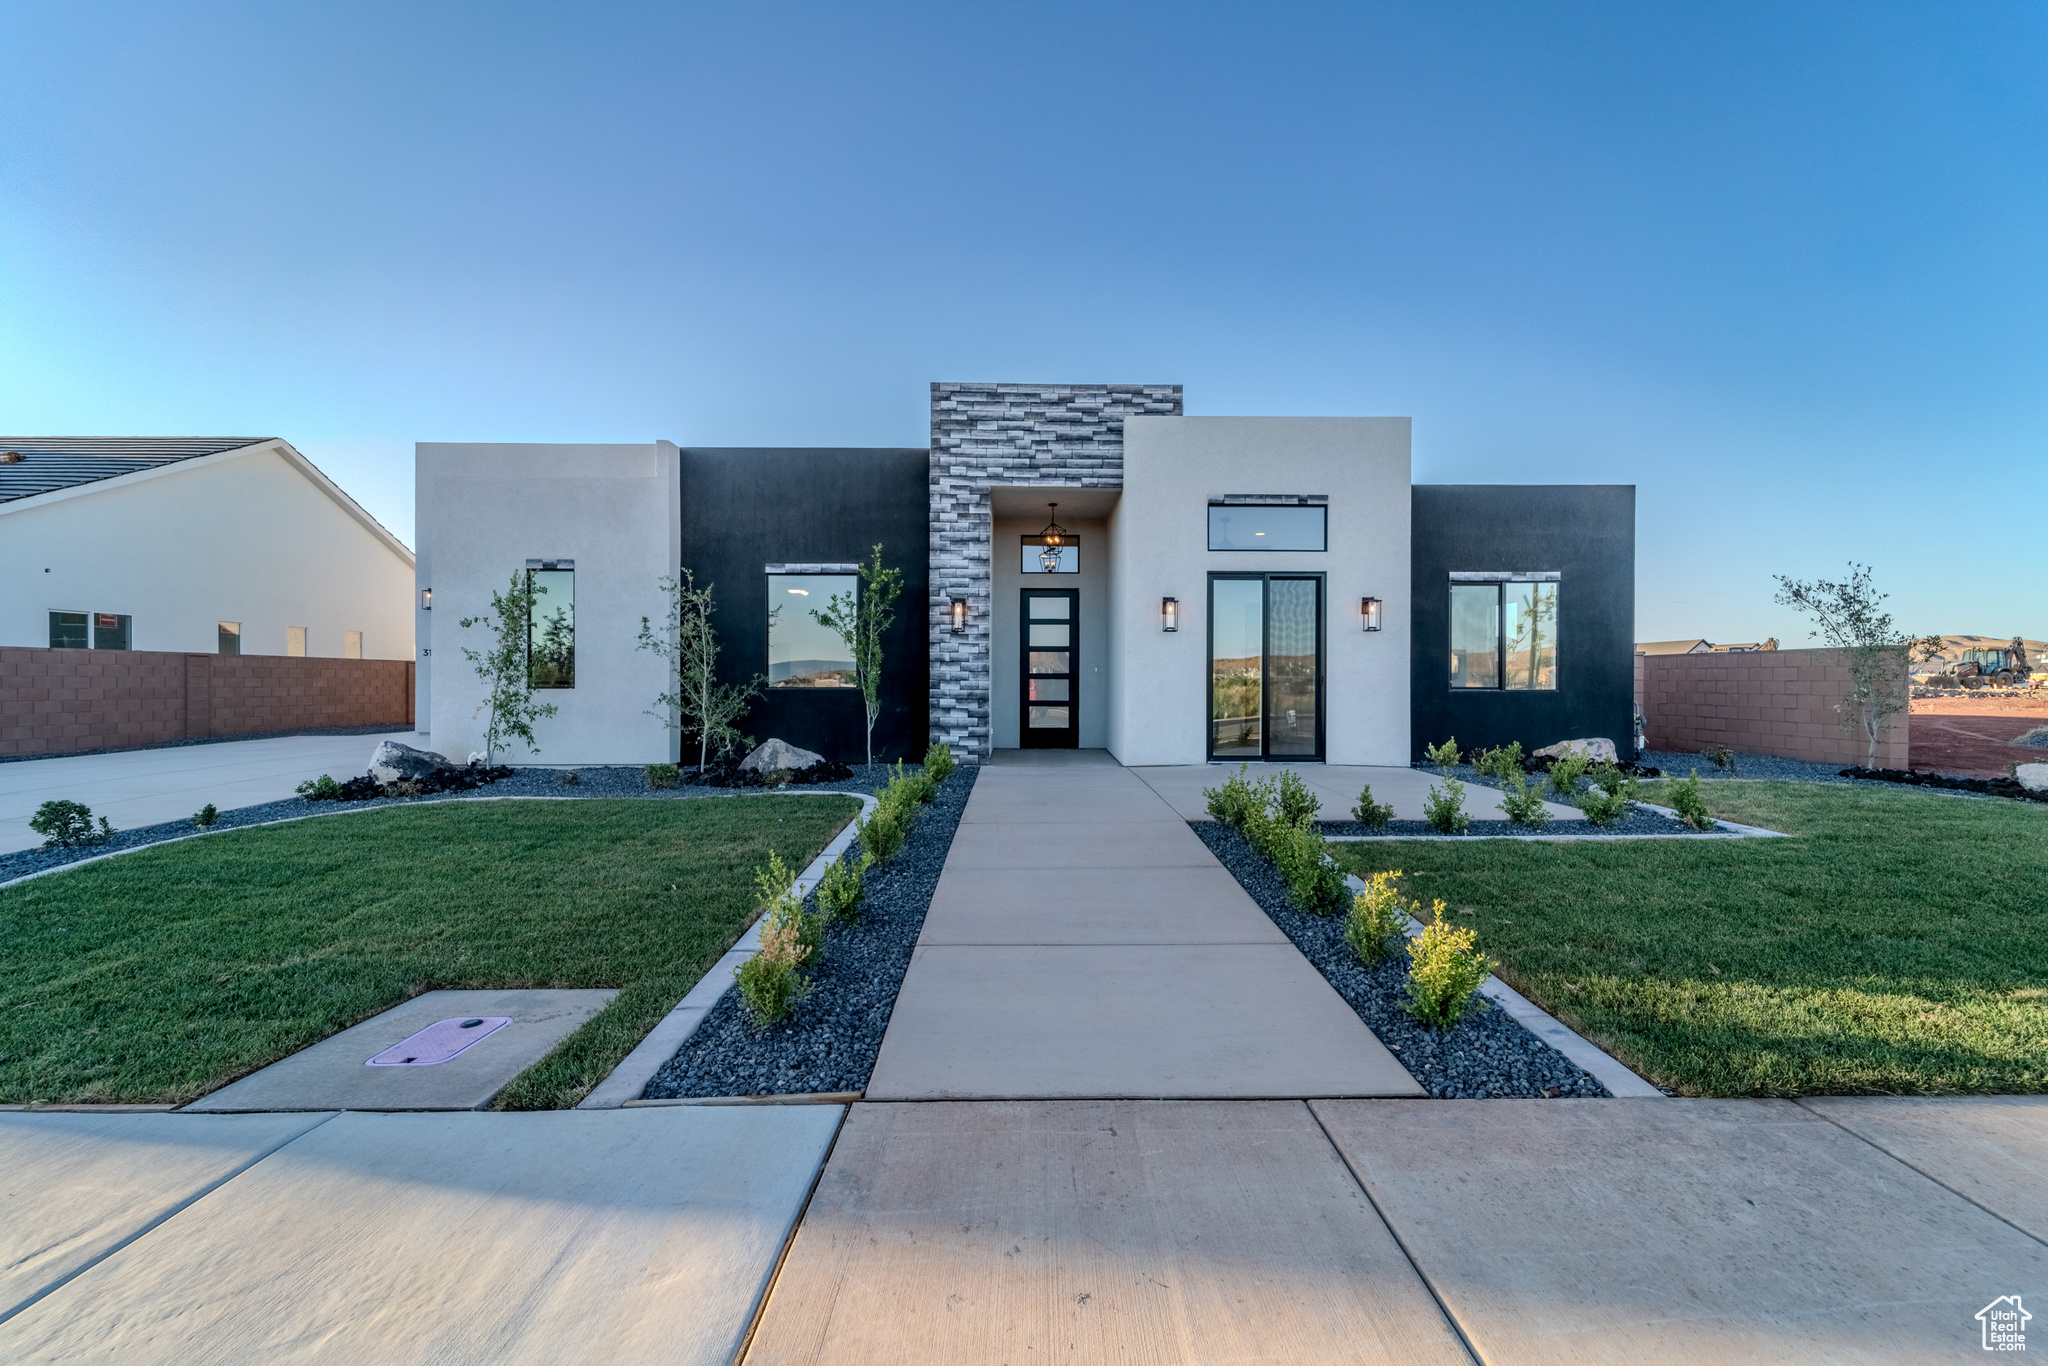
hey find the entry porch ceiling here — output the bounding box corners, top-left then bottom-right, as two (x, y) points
(987, 485), (1121, 520)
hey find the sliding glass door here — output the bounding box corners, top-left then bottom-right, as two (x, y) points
(1208, 574), (1324, 760)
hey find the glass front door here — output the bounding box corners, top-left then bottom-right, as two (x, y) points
(1208, 575), (1323, 760)
(1021, 589), (1078, 748)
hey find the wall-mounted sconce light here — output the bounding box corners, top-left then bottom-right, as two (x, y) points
(949, 597), (967, 634)
(420, 588), (432, 611)
(1162, 597), (1179, 632)
(1361, 596), (1381, 632)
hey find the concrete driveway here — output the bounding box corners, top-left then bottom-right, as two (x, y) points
(0, 731), (418, 854)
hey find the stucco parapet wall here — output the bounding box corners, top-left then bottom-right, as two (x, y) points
(928, 382), (1182, 764)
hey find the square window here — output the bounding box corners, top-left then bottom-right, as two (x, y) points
(768, 574), (857, 687)
(48, 611), (87, 650)
(92, 613), (131, 651)
(1449, 578), (1559, 691)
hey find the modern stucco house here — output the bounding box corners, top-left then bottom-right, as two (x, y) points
(414, 383), (1634, 767)
(2, 437), (415, 661)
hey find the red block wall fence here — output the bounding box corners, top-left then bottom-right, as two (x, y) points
(0, 647), (413, 759)
(1635, 646), (1908, 768)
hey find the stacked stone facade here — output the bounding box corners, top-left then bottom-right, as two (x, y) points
(928, 381), (1182, 763)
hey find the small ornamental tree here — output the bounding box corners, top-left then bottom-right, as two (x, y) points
(639, 570), (763, 770)
(811, 543), (904, 768)
(459, 570), (559, 762)
(1773, 562), (1914, 767)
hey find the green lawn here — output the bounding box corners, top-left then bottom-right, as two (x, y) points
(1330, 781), (2048, 1097)
(0, 795), (858, 1107)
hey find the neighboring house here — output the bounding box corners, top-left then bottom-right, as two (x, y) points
(415, 383), (1636, 766)
(1, 437), (414, 661)
(1637, 639), (1714, 655)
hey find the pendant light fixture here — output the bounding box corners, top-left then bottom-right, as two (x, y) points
(1036, 503), (1069, 573)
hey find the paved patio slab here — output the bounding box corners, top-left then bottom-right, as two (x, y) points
(0, 730), (418, 855)
(1312, 1098), (2048, 1364)
(868, 944), (1421, 1098)
(0, 1105), (843, 1365)
(1801, 1095), (2048, 1243)
(183, 988), (616, 1112)
(917, 863), (1290, 944)
(1130, 762), (1583, 824)
(743, 1100), (1470, 1365)
(0, 1111), (334, 1323)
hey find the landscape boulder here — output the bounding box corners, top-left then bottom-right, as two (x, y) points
(2017, 763), (2048, 796)
(739, 738), (824, 774)
(1533, 737), (1619, 764)
(368, 741), (459, 784)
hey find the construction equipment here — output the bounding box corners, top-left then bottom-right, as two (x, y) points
(1943, 639), (2030, 689)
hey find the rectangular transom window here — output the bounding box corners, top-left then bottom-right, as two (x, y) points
(1020, 536), (1078, 573)
(768, 573), (857, 687)
(527, 564), (575, 688)
(1450, 577), (1559, 691)
(1207, 502), (1327, 551)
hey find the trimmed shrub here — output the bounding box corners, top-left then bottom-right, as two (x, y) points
(1546, 749), (1591, 797)
(1423, 778), (1471, 835)
(30, 799), (113, 849)
(1671, 771), (1714, 830)
(735, 918), (811, 1025)
(816, 850), (871, 921)
(295, 774), (343, 801)
(1345, 870), (1411, 965)
(855, 798), (910, 862)
(1497, 773), (1550, 829)
(1351, 784), (1395, 831)
(1271, 817), (1349, 915)
(1589, 762), (1628, 797)
(923, 741), (957, 785)
(1703, 745), (1738, 773)
(192, 803), (219, 828)
(1474, 741), (1525, 783)
(1403, 898), (1497, 1028)
(645, 763), (681, 789)
(1273, 769), (1320, 826)
(1577, 776), (1635, 828)
(1203, 764), (1268, 828)
(888, 760), (938, 806)
(1423, 737), (1461, 774)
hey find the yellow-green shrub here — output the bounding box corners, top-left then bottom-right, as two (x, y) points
(1403, 899), (1497, 1027)
(1345, 870), (1410, 965)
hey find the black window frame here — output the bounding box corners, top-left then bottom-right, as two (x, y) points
(1205, 571), (1327, 762)
(765, 570), (860, 691)
(526, 559), (576, 690)
(1206, 499), (1329, 552)
(1447, 575), (1561, 693)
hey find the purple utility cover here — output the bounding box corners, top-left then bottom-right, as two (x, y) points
(365, 1016), (512, 1067)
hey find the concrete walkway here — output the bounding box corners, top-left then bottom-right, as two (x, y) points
(0, 730), (417, 854)
(865, 749), (1422, 1100)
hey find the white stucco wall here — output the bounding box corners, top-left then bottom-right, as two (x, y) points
(1110, 417), (1412, 766)
(991, 514), (1112, 749)
(0, 444), (414, 659)
(417, 442), (681, 766)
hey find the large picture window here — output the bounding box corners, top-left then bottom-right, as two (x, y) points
(768, 573), (856, 688)
(527, 562), (575, 688)
(1450, 575), (1558, 691)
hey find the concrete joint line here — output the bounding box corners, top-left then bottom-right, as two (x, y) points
(732, 1102), (853, 1363)
(1305, 1102), (1488, 1366)
(1793, 1099), (2048, 1251)
(0, 1110), (340, 1328)
(1342, 872), (1666, 1098)
(578, 793), (879, 1109)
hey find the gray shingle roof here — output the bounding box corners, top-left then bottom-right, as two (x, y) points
(0, 437), (274, 504)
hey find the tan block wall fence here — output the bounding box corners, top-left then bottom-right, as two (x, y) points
(1636, 647), (1908, 768)
(1, 647), (413, 759)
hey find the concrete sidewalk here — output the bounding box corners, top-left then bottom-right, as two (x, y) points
(1, 730), (416, 853)
(865, 749), (1421, 1100)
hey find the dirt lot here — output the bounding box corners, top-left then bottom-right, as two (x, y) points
(1909, 693), (2048, 777)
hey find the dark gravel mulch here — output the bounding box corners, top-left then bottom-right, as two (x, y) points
(1319, 808), (1694, 838)
(1193, 821), (1611, 1099)
(1840, 765), (2046, 804)
(640, 766), (978, 1099)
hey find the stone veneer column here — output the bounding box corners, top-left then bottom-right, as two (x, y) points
(928, 381), (1183, 764)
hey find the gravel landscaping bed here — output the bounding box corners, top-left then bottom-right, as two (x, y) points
(1330, 762), (1714, 839)
(640, 767), (978, 1099)
(1633, 749), (1862, 785)
(1, 762), (891, 885)
(1193, 821), (1611, 1099)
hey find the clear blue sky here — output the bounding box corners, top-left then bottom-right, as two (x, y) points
(3, 2), (2041, 644)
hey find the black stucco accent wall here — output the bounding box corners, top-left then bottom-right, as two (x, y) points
(1410, 485), (1636, 761)
(679, 448), (930, 764)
